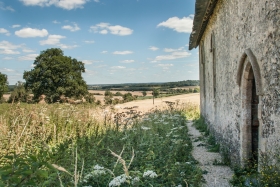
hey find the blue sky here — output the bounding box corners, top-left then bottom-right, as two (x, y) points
(0, 0), (198, 85)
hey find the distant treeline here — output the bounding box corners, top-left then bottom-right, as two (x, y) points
(7, 80), (199, 92)
(88, 80), (199, 91)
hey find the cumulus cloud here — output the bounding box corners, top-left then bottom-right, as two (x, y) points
(22, 48), (35, 53)
(113, 51), (133, 55)
(149, 46), (159, 51)
(120, 60), (134, 63)
(151, 46), (191, 62)
(53, 20), (61, 24)
(39, 35), (78, 49)
(62, 23), (80, 32)
(0, 41), (22, 54)
(84, 40), (95, 44)
(40, 35), (65, 45)
(0, 2), (15, 12)
(157, 63), (174, 70)
(154, 51), (191, 61)
(163, 47), (184, 53)
(157, 15), (193, 33)
(15, 28), (48, 38)
(111, 66), (126, 69)
(18, 54), (38, 61)
(0, 28), (10, 36)
(90, 22), (133, 36)
(19, 0), (89, 10)
(82, 60), (93, 65)
(101, 51), (108, 54)
(57, 44), (78, 49)
(12, 24), (21, 28)
(0, 68), (15, 72)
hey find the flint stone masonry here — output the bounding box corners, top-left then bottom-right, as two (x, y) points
(189, 0), (280, 165)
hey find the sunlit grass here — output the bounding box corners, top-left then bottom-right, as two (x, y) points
(0, 102), (202, 186)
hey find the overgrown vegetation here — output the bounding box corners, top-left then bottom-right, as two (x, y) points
(192, 117), (230, 166)
(0, 102), (203, 186)
(230, 150), (280, 187)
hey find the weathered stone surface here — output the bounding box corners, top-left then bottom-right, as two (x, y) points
(193, 0), (280, 165)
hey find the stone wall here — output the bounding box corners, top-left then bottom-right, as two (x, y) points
(199, 0), (280, 165)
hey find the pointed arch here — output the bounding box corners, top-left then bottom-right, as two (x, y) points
(236, 48), (263, 95)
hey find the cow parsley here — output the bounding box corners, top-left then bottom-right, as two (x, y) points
(143, 170), (158, 178)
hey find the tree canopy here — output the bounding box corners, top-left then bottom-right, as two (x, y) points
(23, 48), (88, 102)
(0, 72), (8, 99)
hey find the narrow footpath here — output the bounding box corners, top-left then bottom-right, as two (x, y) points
(187, 121), (234, 187)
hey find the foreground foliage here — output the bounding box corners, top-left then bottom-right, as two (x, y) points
(0, 102), (202, 186)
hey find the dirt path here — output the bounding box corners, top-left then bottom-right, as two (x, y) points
(115, 93), (200, 113)
(186, 121), (234, 187)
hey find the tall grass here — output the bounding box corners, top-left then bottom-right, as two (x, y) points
(0, 102), (202, 186)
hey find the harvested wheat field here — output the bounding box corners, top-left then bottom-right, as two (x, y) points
(114, 93), (200, 113)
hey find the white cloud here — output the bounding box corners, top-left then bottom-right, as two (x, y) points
(82, 60), (93, 64)
(40, 35), (78, 49)
(0, 41), (22, 54)
(111, 66), (126, 69)
(15, 28), (48, 38)
(0, 68), (14, 72)
(149, 46), (159, 51)
(3, 57), (13, 60)
(0, 2), (15, 12)
(58, 44), (78, 49)
(157, 15), (193, 33)
(22, 48), (35, 53)
(18, 54), (38, 61)
(53, 20), (61, 24)
(12, 24), (21, 28)
(19, 0), (89, 10)
(40, 35), (65, 45)
(157, 63), (174, 70)
(120, 60), (134, 63)
(62, 23), (80, 32)
(152, 47), (191, 61)
(94, 0), (99, 2)
(100, 29), (108, 34)
(154, 51), (191, 61)
(113, 51), (133, 55)
(84, 40), (95, 44)
(101, 51), (108, 54)
(0, 28), (10, 36)
(90, 22), (133, 36)
(163, 47), (184, 53)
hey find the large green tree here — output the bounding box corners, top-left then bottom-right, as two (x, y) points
(0, 72), (8, 99)
(23, 48), (88, 102)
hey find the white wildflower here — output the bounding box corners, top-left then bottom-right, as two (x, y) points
(91, 164), (106, 176)
(185, 162), (191, 164)
(141, 126), (151, 130)
(175, 162), (180, 165)
(109, 174), (127, 187)
(132, 176), (140, 184)
(94, 164), (104, 170)
(143, 170), (157, 178)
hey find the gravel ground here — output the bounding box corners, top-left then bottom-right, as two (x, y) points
(187, 121), (234, 187)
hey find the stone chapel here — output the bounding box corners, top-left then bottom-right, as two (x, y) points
(189, 0), (280, 166)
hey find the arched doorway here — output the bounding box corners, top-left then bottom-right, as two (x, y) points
(237, 49), (263, 167)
